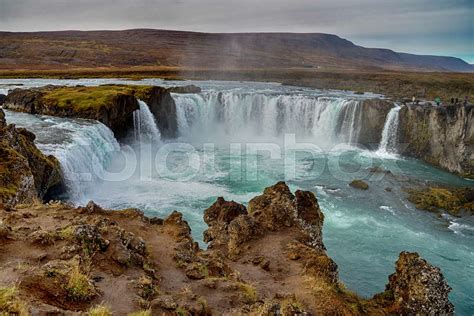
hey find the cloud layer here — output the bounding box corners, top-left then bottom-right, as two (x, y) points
(0, 0), (472, 62)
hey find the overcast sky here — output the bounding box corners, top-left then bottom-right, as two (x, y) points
(1, 0), (473, 62)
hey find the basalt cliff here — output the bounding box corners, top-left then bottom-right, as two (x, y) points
(398, 104), (473, 178)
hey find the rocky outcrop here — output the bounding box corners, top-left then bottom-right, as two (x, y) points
(0, 109), (62, 205)
(169, 85), (201, 94)
(4, 86), (139, 138)
(0, 183), (454, 315)
(2, 84), (198, 139)
(357, 99), (395, 146)
(406, 185), (474, 216)
(380, 251), (454, 314)
(399, 104), (473, 178)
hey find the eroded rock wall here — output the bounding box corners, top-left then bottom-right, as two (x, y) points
(399, 104), (473, 178)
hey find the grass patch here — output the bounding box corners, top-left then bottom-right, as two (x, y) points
(238, 282), (258, 303)
(0, 286), (29, 315)
(42, 85), (154, 111)
(88, 303), (112, 316)
(66, 265), (96, 301)
(128, 310), (152, 316)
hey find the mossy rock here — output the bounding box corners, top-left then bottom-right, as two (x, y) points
(407, 186), (474, 216)
(42, 85), (155, 112)
(349, 180), (369, 190)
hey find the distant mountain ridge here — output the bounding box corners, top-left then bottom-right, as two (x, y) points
(0, 29), (472, 72)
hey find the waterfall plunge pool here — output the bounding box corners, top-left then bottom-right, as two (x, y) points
(2, 79), (473, 314)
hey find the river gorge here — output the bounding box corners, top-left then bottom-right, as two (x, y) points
(1, 78), (473, 314)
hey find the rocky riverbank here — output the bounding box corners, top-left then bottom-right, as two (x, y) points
(0, 182), (454, 315)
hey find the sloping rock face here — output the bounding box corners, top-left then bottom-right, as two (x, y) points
(399, 104), (473, 178)
(0, 109), (62, 205)
(357, 99), (394, 146)
(383, 252), (454, 314)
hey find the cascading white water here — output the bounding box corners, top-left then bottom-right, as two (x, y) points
(133, 100), (161, 142)
(51, 122), (121, 202)
(377, 105), (401, 156)
(173, 92), (362, 146)
(3, 110), (120, 202)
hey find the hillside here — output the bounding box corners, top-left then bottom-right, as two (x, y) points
(0, 29), (472, 72)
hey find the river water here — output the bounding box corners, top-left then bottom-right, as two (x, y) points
(2, 79), (473, 314)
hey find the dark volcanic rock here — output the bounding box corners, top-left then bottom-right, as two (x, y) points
(140, 86), (178, 138)
(357, 99), (395, 146)
(0, 94), (6, 106)
(169, 85), (201, 94)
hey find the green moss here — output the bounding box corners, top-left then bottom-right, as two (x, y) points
(407, 187), (474, 216)
(42, 85), (155, 112)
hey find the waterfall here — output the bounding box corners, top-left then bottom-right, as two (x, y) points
(3, 109), (121, 203)
(172, 92), (362, 146)
(133, 100), (161, 142)
(45, 122), (121, 202)
(377, 105), (401, 156)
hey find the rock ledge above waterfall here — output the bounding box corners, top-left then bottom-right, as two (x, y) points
(3, 84), (198, 138)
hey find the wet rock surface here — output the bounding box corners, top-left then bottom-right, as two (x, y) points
(0, 109), (63, 205)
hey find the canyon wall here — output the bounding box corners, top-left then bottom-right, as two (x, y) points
(399, 104), (473, 178)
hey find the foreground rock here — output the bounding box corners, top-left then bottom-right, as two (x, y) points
(0, 109), (62, 205)
(399, 104), (473, 179)
(0, 182), (454, 315)
(3, 84), (200, 138)
(379, 252), (454, 315)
